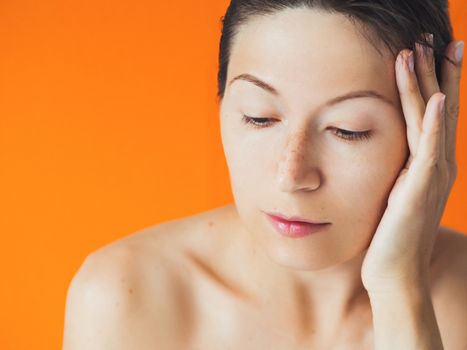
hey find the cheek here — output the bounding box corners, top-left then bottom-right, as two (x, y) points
(222, 123), (266, 176)
(227, 146), (267, 200)
(221, 128), (264, 200)
(330, 129), (409, 230)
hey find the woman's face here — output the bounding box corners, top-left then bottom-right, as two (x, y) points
(220, 8), (410, 270)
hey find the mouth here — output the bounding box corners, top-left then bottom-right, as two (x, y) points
(264, 211), (331, 238)
(264, 211), (329, 225)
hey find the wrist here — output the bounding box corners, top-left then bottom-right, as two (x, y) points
(367, 280), (443, 350)
(367, 278), (431, 305)
(364, 268), (431, 296)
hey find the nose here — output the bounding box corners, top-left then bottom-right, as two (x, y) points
(276, 128), (321, 193)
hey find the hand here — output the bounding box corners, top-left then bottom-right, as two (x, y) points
(360, 33), (464, 294)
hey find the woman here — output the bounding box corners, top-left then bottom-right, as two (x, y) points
(63, 1), (467, 349)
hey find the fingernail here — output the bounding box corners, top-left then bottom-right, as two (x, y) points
(407, 51), (414, 72)
(439, 95), (446, 114)
(455, 41), (464, 62)
(426, 33), (434, 45)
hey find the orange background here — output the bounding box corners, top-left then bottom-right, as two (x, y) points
(1, 1), (466, 349)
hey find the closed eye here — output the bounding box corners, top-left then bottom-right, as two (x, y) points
(241, 115), (373, 142)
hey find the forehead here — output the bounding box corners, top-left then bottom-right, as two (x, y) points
(227, 8), (399, 110)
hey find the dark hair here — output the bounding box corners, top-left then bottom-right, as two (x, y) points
(216, 0), (455, 102)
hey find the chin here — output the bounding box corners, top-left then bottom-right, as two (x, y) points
(264, 243), (343, 271)
(259, 230), (369, 271)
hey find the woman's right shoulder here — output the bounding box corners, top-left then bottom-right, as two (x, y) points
(62, 204), (236, 349)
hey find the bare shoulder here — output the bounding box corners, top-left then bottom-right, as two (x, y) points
(62, 234), (185, 349)
(62, 204), (234, 350)
(431, 226), (467, 350)
(432, 225), (467, 283)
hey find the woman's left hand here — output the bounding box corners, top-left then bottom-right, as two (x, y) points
(361, 34), (464, 294)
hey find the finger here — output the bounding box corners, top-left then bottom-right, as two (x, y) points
(415, 33), (446, 170)
(414, 33), (440, 104)
(440, 40), (464, 166)
(395, 49), (426, 167)
(413, 33), (444, 171)
(409, 93), (446, 189)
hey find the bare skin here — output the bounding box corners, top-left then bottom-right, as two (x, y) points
(63, 8), (467, 350)
(63, 203), (467, 349)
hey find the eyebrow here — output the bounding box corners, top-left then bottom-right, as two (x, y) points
(228, 73), (394, 108)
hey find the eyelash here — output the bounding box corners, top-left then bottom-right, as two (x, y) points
(241, 115), (372, 142)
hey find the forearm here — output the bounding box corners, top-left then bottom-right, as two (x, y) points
(368, 281), (444, 350)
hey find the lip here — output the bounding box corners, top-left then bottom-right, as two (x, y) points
(265, 212), (330, 238)
(265, 211), (328, 224)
